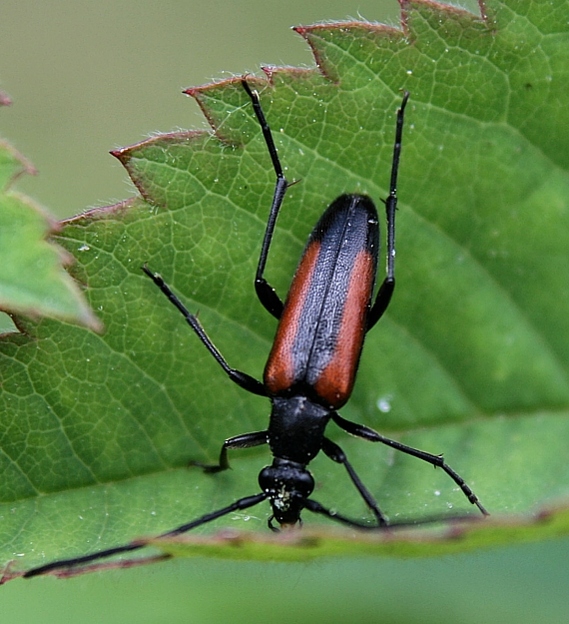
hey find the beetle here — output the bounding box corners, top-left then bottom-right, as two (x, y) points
(24, 79), (487, 578)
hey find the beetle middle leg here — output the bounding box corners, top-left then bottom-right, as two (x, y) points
(142, 266), (267, 398)
(332, 411), (488, 516)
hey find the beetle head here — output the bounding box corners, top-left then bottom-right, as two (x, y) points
(258, 458), (315, 528)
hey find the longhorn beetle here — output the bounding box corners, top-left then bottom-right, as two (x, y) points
(24, 80), (487, 579)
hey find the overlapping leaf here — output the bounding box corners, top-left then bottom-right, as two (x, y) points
(0, 97), (99, 330)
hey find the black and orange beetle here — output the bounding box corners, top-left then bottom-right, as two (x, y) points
(25, 80), (487, 578)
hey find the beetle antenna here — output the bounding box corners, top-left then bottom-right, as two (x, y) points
(24, 492), (267, 578)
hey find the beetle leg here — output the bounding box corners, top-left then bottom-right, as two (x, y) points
(322, 437), (388, 526)
(367, 92), (409, 330)
(191, 430), (269, 473)
(242, 79), (287, 320)
(143, 266), (267, 397)
(303, 498), (381, 529)
(332, 411), (488, 516)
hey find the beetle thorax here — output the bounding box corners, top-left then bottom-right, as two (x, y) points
(267, 395), (331, 464)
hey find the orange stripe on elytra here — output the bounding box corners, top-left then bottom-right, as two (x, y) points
(314, 251), (374, 408)
(264, 240), (321, 394)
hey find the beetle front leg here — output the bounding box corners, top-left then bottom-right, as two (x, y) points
(192, 430), (269, 473)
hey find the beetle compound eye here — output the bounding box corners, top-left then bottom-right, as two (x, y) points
(258, 465), (277, 493)
(294, 470), (315, 498)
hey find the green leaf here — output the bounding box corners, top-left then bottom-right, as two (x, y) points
(2, 0), (569, 579)
(0, 102), (100, 330)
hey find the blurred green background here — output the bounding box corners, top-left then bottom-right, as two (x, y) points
(1, 1), (568, 622)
